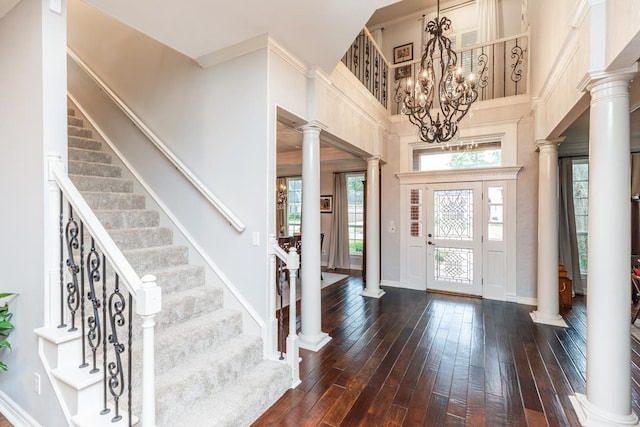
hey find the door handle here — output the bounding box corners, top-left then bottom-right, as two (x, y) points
(427, 241), (435, 246)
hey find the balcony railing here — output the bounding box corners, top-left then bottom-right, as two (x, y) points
(342, 28), (529, 115)
(341, 28), (389, 109)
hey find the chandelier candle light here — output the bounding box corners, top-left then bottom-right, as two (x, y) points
(402, 0), (478, 143)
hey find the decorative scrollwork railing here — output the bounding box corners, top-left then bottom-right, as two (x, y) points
(385, 33), (529, 115)
(270, 237), (301, 388)
(341, 28), (389, 108)
(49, 157), (160, 427)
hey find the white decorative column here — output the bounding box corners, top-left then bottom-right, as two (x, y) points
(361, 157), (385, 298)
(570, 67), (639, 427)
(297, 122), (331, 352)
(531, 139), (567, 327)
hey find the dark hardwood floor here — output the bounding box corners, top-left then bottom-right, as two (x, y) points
(255, 273), (640, 426)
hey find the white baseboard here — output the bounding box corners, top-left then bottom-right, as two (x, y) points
(517, 296), (537, 306)
(0, 390), (42, 427)
(380, 280), (425, 291)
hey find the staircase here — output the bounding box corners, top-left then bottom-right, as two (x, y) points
(40, 104), (290, 426)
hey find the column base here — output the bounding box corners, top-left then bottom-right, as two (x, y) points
(361, 288), (386, 299)
(570, 393), (640, 426)
(298, 332), (331, 352)
(530, 311), (568, 327)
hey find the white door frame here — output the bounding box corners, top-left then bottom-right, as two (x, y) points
(397, 167), (521, 301)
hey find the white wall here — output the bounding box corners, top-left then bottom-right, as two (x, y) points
(67, 0), (272, 322)
(0, 0), (67, 424)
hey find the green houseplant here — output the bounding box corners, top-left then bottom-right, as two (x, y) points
(0, 293), (14, 371)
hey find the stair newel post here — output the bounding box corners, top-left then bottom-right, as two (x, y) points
(286, 247), (301, 388)
(137, 274), (161, 427)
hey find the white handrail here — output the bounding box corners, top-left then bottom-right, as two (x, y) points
(50, 158), (142, 296)
(67, 48), (246, 233)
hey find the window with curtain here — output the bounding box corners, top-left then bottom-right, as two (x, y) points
(286, 178), (302, 236)
(572, 160), (589, 274)
(347, 174), (365, 255)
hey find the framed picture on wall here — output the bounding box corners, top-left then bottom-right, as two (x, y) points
(320, 195), (333, 213)
(393, 42), (413, 64)
(394, 64), (412, 80)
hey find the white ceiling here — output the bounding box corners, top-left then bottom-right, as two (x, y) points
(81, 0), (400, 72)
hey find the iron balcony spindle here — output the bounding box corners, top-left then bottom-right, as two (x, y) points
(86, 238), (102, 374)
(127, 292), (133, 427)
(64, 204), (80, 332)
(107, 274), (127, 422)
(276, 258), (285, 360)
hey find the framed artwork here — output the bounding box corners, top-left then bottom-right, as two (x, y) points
(394, 64), (412, 81)
(320, 195), (333, 213)
(393, 42), (413, 64)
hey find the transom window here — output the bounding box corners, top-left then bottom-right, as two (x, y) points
(413, 141), (501, 171)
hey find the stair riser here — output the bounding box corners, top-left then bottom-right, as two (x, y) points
(68, 136), (102, 151)
(153, 265), (205, 294)
(68, 126), (93, 138)
(69, 161), (122, 178)
(95, 211), (160, 230)
(70, 175), (133, 193)
(108, 228), (173, 251)
(68, 148), (112, 164)
(68, 116), (83, 127)
(123, 246), (189, 274)
(82, 193), (146, 211)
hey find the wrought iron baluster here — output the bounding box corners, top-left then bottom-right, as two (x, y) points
(64, 204), (80, 332)
(86, 238), (102, 374)
(101, 254), (110, 416)
(382, 64), (388, 108)
(107, 274), (126, 422)
(58, 190), (67, 329)
(511, 41), (524, 95)
(127, 292), (132, 427)
(79, 222), (88, 369)
(276, 258), (285, 360)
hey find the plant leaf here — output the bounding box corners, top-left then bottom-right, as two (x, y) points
(0, 340), (11, 350)
(0, 293), (14, 300)
(0, 361), (7, 372)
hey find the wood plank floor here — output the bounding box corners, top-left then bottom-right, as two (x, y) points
(255, 272), (640, 426)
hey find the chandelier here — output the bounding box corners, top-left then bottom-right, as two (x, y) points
(402, 0), (477, 143)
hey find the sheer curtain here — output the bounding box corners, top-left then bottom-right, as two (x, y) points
(558, 158), (582, 292)
(328, 173), (350, 269)
(476, 0), (498, 43)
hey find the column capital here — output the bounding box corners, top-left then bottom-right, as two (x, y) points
(367, 156), (382, 164)
(577, 64), (638, 92)
(297, 120), (327, 133)
(536, 137), (565, 151)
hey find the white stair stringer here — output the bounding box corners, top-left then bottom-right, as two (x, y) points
(36, 103), (289, 427)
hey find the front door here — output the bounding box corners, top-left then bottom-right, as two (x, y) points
(426, 182), (483, 295)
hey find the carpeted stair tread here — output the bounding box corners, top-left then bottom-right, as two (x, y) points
(107, 227), (173, 250)
(68, 116), (83, 127)
(68, 136), (102, 151)
(153, 335), (263, 425)
(70, 174), (133, 193)
(153, 285), (224, 329)
(68, 147), (112, 164)
(68, 125), (92, 138)
(81, 192), (145, 210)
(123, 245), (189, 274)
(68, 107), (75, 116)
(132, 308), (241, 376)
(176, 360), (291, 427)
(95, 210), (160, 229)
(69, 160), (122, 178)
(144, 264), (205, 294)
